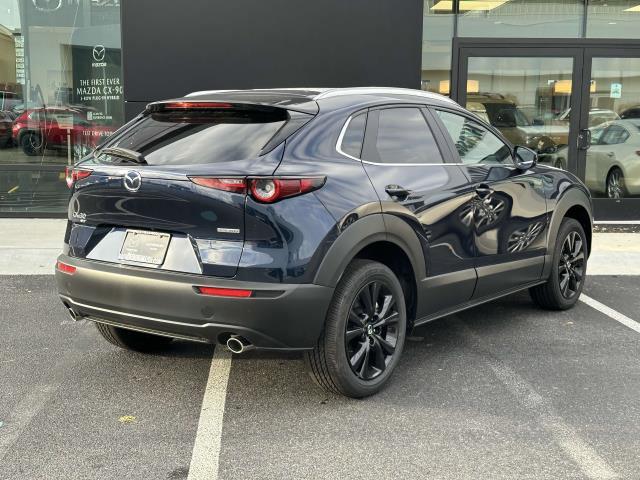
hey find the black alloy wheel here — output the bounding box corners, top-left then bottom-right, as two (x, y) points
(306, 259), (407, 398)
(558, 230), (585, 299)
(345, 280), (400, 381)
(530, 218), (587, 310)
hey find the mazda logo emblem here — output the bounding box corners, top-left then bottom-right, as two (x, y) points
(123, 171), (142, 192)
(92, 45), (106, 62)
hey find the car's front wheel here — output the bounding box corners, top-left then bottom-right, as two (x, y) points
(530, 218), (587, 310)
(306, 259), (407, 398)
(94, 322), (173, 352)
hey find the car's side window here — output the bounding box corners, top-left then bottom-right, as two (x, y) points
(340, 112), (366, 159)
(435, 109), (512, 165)
(601, 125), (629, 145)
(365, 107), (444, 164)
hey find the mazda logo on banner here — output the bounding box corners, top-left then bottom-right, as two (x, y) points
(92, 45), (106, 62)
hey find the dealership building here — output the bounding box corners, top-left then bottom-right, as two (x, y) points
(1, 0), (639, 219)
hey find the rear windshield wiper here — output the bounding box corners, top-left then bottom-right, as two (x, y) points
(97, 147), (147, 165)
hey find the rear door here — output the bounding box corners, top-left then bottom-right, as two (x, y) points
(359, 105), (477, 317)
(68, 103), (292, 277)
(431, 107), (548, 299)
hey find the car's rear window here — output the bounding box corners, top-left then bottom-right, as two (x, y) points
(99, 108), (288, 165)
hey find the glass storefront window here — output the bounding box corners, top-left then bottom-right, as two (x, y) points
(422, 0), (455, 95)
(457, 0), (584, 37)
(587, 0), (640, 38)
(0, 0), (123, 215)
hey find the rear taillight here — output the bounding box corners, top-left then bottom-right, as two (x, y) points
(190, 177), (247, 193)
(56, 261), (76, 275)
(195, 286), (253, 298)
(189, 176), (325, 203)
(65, 167), (93, 189)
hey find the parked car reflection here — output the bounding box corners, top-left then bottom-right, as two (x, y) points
(11, 106), (116, 157)
(466, 93), (568, 158)
(584, 119), (640, 199)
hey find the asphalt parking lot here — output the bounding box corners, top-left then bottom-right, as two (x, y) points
(1, 272), (639, 480)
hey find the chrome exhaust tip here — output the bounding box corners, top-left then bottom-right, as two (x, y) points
(66, 306), (83, 321)
(226, 335), (254, 354)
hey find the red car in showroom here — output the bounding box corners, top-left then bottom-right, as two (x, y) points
(12, 107), (116, 157)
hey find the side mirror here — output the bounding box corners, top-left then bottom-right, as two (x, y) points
(513, 145), (537, 170)
(532, 118), (545, 126)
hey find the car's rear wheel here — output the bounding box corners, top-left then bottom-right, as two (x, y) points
(606, 167), (626, 199)
(530, 218), (587, 310)
(305, 259), (406, 398)
(94, 322), (173, 352)
(20, 131), (43, 156)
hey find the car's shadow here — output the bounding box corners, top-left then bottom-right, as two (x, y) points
(224, 290), (548, 402)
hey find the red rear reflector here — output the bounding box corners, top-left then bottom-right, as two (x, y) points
(196, 286), (253, 298)
(65, 167), (92, 189)
(159, 101), (233, 110)
(189, 177), (247, 193)
(56, 261), (76, 275)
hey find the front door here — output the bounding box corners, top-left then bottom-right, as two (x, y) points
(430, 107), (549, 299)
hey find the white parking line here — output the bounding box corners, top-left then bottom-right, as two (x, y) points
(187, 347), (232, 480)
(457, 319), (619, 479)
(580, 294), (640, 334)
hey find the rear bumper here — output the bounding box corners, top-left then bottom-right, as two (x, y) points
(56, 254), (333, 350)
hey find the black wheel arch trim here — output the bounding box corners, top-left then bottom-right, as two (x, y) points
(313, 213), (427, 288)
(543, 186), (593, 279)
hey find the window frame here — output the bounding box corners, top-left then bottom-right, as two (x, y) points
(359, 104), (454, 166)
(429, 105), (516, 167)
(336, 109), (368, 161)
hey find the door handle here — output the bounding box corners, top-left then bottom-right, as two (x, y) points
(475, 184), (494, 198)
(385, 184), (410, 199)
(606, 152), (615, 158)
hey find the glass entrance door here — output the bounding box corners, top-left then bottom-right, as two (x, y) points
(455, 46), (584, 180)
(580, 51), (640, 217)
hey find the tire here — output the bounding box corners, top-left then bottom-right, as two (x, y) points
(305, 259), (407, 398)
(20, 132), (43, 156)
(94, 322), (173, 352)
(530, 218), (587, 310)
(606, 168), (626, 199)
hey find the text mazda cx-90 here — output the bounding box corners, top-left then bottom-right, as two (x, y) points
(56, 88), (593, 398)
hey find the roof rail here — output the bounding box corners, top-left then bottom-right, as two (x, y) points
(314, 87), (457, 104)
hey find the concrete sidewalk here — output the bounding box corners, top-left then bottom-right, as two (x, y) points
(0, 219), (638, 275)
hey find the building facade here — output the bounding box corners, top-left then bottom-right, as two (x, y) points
(1, 0), (639, 219)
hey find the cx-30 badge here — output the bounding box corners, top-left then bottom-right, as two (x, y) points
(123, 171), (142, 192)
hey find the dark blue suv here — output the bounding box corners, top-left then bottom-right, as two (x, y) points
(56, 88), (592, 397)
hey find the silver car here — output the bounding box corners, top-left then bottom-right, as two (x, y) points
(586, 119), (640, 198)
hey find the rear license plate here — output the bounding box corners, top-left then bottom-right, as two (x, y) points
(118, 230), (171, 265)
